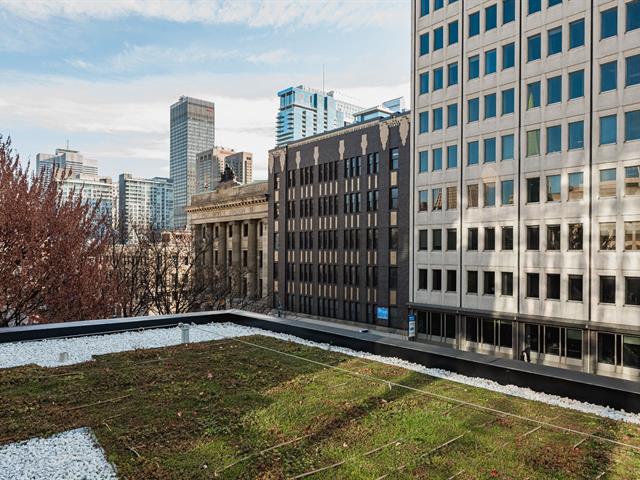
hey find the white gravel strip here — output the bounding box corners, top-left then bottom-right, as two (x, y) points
(1, 321), (639, 425)
(0, 428), (117, 480)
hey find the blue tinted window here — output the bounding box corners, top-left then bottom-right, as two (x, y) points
(468, 98), (480, 122)
(625, 110), (640, 140)
(468, 141), (479, 165)
(434, 67), (443, 90)
(447, 103), (458, 127)
(447, 145), (458, 169)
(548, 0), (562, 7)
(503, 0), (515, 24)
(548, 27), (562, 56)
(626, 54), (640, 86)
(484, 138), (497, 163)
(433, 108), (443, 131)
(527, 81), (541, 109)
(628, 0), (640, 32)
(486, 5), (497, 31)
(547, 76), (562, 104)
(502, 134), (514, 160)
(469, 12), (480, 36)
(419, 151), (429, 172)
(485, 94), (497, 118)
(529, 0), (541, 14)
(419, 72), (429, 94)
(421, 0), (430, 16)
(547, 125), (562, 153)
(449, 21), (459, 45)
(601, 8), (618, 39)
(434, 27), (444, 50)
(485, 49), (497, 74)
(420, 33), (430, 55)
(503, 43), (515, 69)
(435, 0), (444, 10)
(469, 55), (480, 79)
(600, 115), (617, 145)
(433, 148), (443, 170)
(502, 88), (515, 114)
(601, 62), (617, 92)
(528, 34), (541, 61)
(569, 121), (584, 150)
(448, 62), (458, 86)
(569, 70), (584, 99)
(419, 111), (429, 133)
(570, 19), (585, 48)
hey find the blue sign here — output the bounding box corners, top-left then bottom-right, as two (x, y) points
(408, 313), (416, 337)
(376, 307), (389, 320)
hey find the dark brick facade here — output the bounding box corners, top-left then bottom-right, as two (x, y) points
(267, 113), (411, 331)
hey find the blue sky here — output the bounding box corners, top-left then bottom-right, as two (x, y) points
(0, 0), (410, 180)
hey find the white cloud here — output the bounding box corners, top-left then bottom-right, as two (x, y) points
(0, 0), (409, 29)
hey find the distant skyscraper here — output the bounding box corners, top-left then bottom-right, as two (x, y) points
(118, 174), (174, 241)
(195, 147), (253, 193)
(36, 148), (98, 187)
(60, 174), (118, 230)
(276, 86), (363, 145)
(170, 96), (215, 227)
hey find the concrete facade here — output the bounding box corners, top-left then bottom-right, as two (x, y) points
(196, 147), (253, 193)
(118, 174), (174, 241)
(411, 0), (640, 379)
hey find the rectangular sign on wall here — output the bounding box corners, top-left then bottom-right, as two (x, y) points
(376, 307), (389, 320)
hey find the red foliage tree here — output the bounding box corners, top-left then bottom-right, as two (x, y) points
(0, 136), (116, 327)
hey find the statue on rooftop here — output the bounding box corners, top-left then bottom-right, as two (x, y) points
(220, 165), (236, 183)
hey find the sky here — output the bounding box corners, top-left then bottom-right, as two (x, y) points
(0, 0), (410, 181)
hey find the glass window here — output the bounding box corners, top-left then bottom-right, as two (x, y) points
(626, 165), (640, 195)
(569, 70), (584, 99)
(502, 226), (514, 250)
(420, 33), (430, 55)
(625, 277), (640, 305)
(484, 272), (496, 295)
(447, 186), (457, 210)
(484, 137), (496, 163)
(419, 111), (429, 133)
(502, 88), (515, 115)
(527, 225), (540, 250)
(503, 42), (515, 69)
(468, 98), (480, 122)
(527, 273), (540, 298)
(567, 329), (582, 359)
(547, 125), (562, 153)
(433, 269), (442, 290)
(625, 222), (640, 250)
(600, 168), (617, 197)
(598, 332), (616, 364)
(502, 272), (514, 296)
(623, 335), (640, 368)
(529, 0), (541, 15)
(527, 177), (540, 203)
(420, 0), (430, 16)
(448, 62), (458, 86)
(569, 223), (583, 250)
(626, 54), (640, 86)
(547, 274), (560, 299)
(503, 0), (515, 24)
(548, 0), (562, 6)
(627, 0), (640, 32)
(434, 0), (443, 9)
(419, 151), (429, 173)
(484, 182), (496, 207)
(433, 188), (443, 210)
(501, 134), (514, 160)
(600, 276), (616, 304)
(419, 229), (428, 250)
(600, 115), (617, 145)
(527, 129), (541, 156)
(569, 275), (583, 301)
(468, 184), (479, 208)
(419, 72), (429, 94)
(502, 180), (514, 205)
(418, 190), (429, 211)
(433, 148), (442, 171)
(447, 145), (458, 169)
(469, 55), (480, 79)
(626, 110), (640, 141)
(485, 228), (496, 251)
(419, 269), (428, 289)
(568, 121), (584, 150)
(548, 26), (562, 56)
(390, 148), (399, 170)
(448, 20), (459, 45)
(528, 34), (541, 62)
(485, 4), (497, 31)
(469, 11), (480, 37)
(600, 222), (616, 250)
(570, 19), (585, 49)
(434, 26), (444, 50)
(547, 224), (561, 250)
(601, 7), (618, 39)
(447, 103), (458, 127)
(485, 93), (497, 118)
(545, 327), (561, 355)
(568, 172), (584, 200)
(601, 61), (617, 92)
(468, 141), (479, 165)
(433, 229), (442, 251)
(468, 228), (478, 250)
(390, 187), (399, 209)
(447, 228), (457, 250)
(468, 270), (478, 294)
(547, 75), (562, 104)
(433, 108), (443, 131)
(527, 81), (541, 109)
(433, 67), (443, 90)
(485, 49), (497, 74)
(546, 174), (561, 202)
(446, 270), (457, 292)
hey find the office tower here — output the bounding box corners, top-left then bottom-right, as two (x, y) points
(170, 96), (215, 227)
(60, 174), (118, 229)
(118, 174), (174, 241)
(269, 111), (411, 327)
(275, 86), (364, 145)
(36, 148), (98, 188)
(196, 147), (253, 193)
(410, 0), (640, 378)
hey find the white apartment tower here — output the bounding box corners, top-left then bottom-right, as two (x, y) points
(118, 174), (174, 241)
(411, 0), (640, 379)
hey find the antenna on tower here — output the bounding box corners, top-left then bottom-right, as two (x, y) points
(66, 139), (69, 150)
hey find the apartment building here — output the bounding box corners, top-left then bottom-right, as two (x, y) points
(118, 174), (174, 241)
(411, 0), (640, 379)
(268, 112), (411, 329)
(195, 147), (253, 193)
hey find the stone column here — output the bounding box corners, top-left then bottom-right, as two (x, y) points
(232, 221), (242, 297)
(218, 222), (228, 269)
(193, 224), (204, 289)
(204, 223), (213, 280)
(247, 219), (258, 298)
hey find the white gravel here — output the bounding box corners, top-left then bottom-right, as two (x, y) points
(0, 428), (117, 480)
(1, 321), (639, 426)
